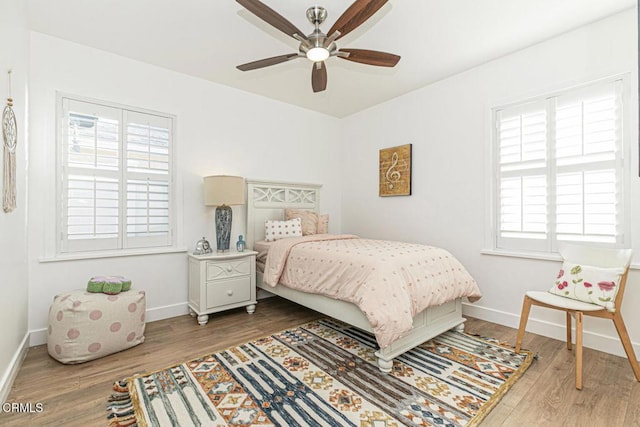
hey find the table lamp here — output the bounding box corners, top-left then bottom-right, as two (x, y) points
(203, 175), (244, 252)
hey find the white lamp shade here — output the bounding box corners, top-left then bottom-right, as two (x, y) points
(203, 175), (245, 206)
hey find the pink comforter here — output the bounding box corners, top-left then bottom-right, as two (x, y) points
(263, 234), (482, 349)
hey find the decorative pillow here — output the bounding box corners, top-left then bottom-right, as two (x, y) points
(317, 214), (329, 234)
(549, 261), (625, 310)
(285, 209), (318, 235)
(264, 218), (303, 242)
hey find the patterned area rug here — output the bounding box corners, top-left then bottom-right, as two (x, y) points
(107, 319), (533, 426)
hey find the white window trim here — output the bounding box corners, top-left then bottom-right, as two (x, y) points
(53, 92), (181, 259)
(485, 74), (632, 257)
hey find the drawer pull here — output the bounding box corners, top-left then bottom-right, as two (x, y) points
(227, 290), (233, 296)
(226, 266), (233, 272)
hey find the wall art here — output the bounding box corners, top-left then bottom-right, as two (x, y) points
(379, 143), (411, 196)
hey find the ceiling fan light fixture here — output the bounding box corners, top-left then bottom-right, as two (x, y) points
(306, 47), (330, 62)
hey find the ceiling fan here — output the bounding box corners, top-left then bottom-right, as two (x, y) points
(235, 0), (401, 93)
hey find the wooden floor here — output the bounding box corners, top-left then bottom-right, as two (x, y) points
(2, 297), (639, 426)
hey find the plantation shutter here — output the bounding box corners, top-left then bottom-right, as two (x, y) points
(494, 78), (625, 252)
(554, 80), (622, 244)
(496, 101), (548, 251)
(61, 99), (121, 252)
(124, 111), (172, 248)
(60, 97), (174, 253)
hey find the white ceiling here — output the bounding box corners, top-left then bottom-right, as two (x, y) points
(28, 0), (635, 118)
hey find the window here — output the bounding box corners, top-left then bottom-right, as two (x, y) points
(493, 78), (628, 253)
(58, 96), (175, 254)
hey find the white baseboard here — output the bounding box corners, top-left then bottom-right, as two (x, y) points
(462, 303), (640, 359)
(23, 300), (638, 365)
(29, 302), (190, 347)
(145, 302), (189, 323)
(258, 292), (639, 358)
(0, 332), (30, 403)
(29, 329), (48, 347)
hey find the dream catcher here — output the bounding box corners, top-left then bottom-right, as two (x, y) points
(2, 69), (17, 213)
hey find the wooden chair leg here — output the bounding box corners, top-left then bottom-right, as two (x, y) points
(566, 312), (572, 351)
(575, 312), (583, 390)
(515, 295), (532, 352)
(611, 313), (640, 382)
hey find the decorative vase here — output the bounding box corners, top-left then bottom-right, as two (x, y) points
(236, 235), (246, 252)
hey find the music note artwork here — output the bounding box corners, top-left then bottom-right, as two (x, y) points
(379, 144), (412, 196)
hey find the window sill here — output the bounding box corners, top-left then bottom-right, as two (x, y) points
(480, 248), (562, 262)
(39, 247), (189, 263)
(481, 248), (640, 270)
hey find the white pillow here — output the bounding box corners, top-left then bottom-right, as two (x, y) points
(264, 218), (303, 242)
(549, 261), (625, 311)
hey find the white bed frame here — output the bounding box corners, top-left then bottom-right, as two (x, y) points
(246, 179), (465, 372)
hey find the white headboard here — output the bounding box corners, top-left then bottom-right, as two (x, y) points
(246, 179), (322, 249)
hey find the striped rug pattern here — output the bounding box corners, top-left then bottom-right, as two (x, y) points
(108, 319), (533, 426)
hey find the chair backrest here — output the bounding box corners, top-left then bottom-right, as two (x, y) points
(558, 242), (633, 312)
(559, 243), (632, 269)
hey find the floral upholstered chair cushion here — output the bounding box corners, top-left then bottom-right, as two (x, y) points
(549, 261), (625, 311)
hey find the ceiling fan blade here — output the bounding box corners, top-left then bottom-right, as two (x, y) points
(236, 0), (306, 39)
(311, 62), (327, 93)
(237, 53), (300, 71)
(328, 0), (388, 40)
(338, 49), (400, 67)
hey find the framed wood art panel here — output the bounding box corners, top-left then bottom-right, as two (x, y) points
(379, 144), (412, 196)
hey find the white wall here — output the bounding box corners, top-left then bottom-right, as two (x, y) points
(0, 0), (29, 402)
(341, 9), (639, 358)
(27, 32), (342, 342)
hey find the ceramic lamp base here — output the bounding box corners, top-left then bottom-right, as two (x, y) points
(215, 204), (232, 251)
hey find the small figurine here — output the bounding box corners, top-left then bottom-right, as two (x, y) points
(194, 237), (213, 255)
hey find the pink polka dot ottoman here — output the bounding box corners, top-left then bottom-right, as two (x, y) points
(47, 289), (146, 364)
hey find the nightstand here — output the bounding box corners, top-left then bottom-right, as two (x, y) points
(187, 250), (258, 325)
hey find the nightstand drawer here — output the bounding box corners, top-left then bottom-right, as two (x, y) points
(206, 258), (251, 281)
(206, 277), (251, 308)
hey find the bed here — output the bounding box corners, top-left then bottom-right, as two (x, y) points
(246, 179), (481, 372)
